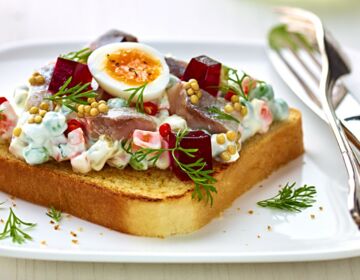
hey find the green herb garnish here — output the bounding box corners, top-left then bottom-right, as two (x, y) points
(122, 129), (217, 205)
(45, 77), (97, 112)
(125, 83), (147, 113)
(207, 106), (240, 123)
(257, 182), (316, 212)
(0, 110), (4, 121)
(0, 208), (36, 244)
(46, 206), (62, 223)
(61, 47), (93, 63)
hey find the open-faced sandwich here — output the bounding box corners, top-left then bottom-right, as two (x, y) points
(0, 30), (304, 237)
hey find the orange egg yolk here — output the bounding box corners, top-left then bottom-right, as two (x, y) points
(105, 49), (162, 86)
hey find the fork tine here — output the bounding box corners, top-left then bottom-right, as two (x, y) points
(274, 49), (322, 107)
(290, 33), (322, 69)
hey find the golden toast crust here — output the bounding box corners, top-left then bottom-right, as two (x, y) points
(0, 109), (304, 237)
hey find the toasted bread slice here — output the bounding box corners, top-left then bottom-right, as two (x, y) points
(0, 109), (304, 237)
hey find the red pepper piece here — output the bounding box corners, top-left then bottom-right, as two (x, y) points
(65, 119), (84, 136)
(168, 130), (213, 181)
(48, 57), (93, 93)
(224, 91), (235, 101)
(182, 55), (222, 96)
(159, 123), (171, 138)
(143, 102), (158, 116)
(0, 97), (8, 105)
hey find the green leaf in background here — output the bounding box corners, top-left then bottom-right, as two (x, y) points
(268, 24), (315, 52)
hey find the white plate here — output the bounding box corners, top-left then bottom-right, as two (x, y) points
(0, 40), (359, 263)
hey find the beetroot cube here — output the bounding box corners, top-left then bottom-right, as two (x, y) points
(168, 130), (213, 181)
(48, 57), (93, 93)
(182, 55), (222, 96)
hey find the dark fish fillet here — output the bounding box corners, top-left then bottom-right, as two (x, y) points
(165, 57), (187, 79)
(167, 82), (238, 133)
(89, 30), (138, 50)
(83, 107), (157, 140)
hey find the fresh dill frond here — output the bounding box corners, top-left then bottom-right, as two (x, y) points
(45, 77), (97, 112)
(257, 182), (316, 212)
(46, 206), (62, 223)
(122, 129), (217, 205)
(61, 47), (93, 63)
(207, 106), (240, 123)
(0, 208), (36, 244)
(125, 83), (147, 113)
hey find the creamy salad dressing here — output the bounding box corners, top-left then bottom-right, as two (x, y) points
(7, 80), (288, 172)
(3, 45), (289, 174)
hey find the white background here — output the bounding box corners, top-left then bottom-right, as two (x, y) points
(0, 0), (360, 279)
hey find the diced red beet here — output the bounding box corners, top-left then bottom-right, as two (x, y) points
(168, 130), (213, 181)
(0, 97), (8, 105)
(182, 55), (222, 96)
(48, 57), (93, 93)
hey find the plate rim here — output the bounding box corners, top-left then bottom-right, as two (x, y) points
(0, 39), (360, 263)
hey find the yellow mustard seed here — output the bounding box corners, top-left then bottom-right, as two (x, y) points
(99, 100), (106, 104)
(39, 110), (47, 117)
(98, 103), (109, 113)
(88, 98), (96, 104)
(29, 106), (39, 114)
(28, 77), (36, 86)
(186, 88), (194, 96)
(190, 95), (199, 105)
(226, 130), (237, 141)
(13, 127), (22, 137)
(28, 115), (35, 124)
(35, 75), (45, 85)
(233, 102), (241, 112)
(90, 108), (99, 117)
(190, 82), (199, 91)
(188, 78), (196, 84)
(241, 105), (248, 116)
(216, 134), (226, 145)
(34, 115), (42, 124)
(227, 145), (237, 155)
(196, 90), (202, 98)
(231, 95), (239, 103)
(220, 151), (231, 161)
(39, 102), (50, 111)
(84, 105), (91, 113)
(184, 82), (191, 90)
(91, 102), (98, 108)
(77, 105), (85, 113)
(224, 104), (234, 113)
(77, 112), (85, 118)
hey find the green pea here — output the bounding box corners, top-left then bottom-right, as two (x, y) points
(270, 99), (289, 121)
(248, 84), (274, 101)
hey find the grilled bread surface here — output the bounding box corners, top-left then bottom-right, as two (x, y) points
(0, 109), (304, 237)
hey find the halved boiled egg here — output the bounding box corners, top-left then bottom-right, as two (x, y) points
(88, 42), (170, 101)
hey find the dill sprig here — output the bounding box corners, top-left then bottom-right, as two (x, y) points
(257, 182), (316, 212)
(207, 106), (240, 123)
(122, 129), (217, 205)
(46, 206), (62, 223)
(125, 83), (147, 113)
(61, 47), (93, 63)
(0, 208), (36, 244)
(222, 66), (258, 100)
(45, 77), (97, 112)
(0, 110), (4, 120)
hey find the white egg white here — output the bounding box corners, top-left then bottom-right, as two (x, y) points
(88, 42), (170, 102)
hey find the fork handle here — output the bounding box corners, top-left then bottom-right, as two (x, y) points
(322, 80), (360, 227)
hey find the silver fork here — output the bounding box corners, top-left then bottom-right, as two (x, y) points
(274, 7), (360, 227)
